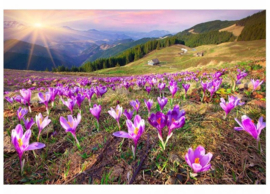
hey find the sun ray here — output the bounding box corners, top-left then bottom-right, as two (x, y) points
(40, 32), (56, 68)
(27, 30), (38, 70)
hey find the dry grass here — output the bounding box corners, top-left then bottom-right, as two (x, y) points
(3, 63), (266, 184)
(219, 24), (245, 37)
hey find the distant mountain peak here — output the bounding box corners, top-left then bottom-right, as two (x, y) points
(62, 26), (76, 31)
(87, 29), (98, 32)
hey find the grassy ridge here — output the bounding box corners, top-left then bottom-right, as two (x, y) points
(185, 20), (236, 33)
(94, 39), (265, 76)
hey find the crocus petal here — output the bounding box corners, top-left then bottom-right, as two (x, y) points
(234, 127), (243, 131)
(200, 164), (211, 172)
(234, 118), (244, 129)
(22, 129), (31, 148)
(194, 145), (205, 158)
(242, 116), (258, 139)
(15, 124), (23, 138)
(199, 153), (213, 167)
(108, 109), (116, 119)
(192, 163), (202, 173)
(257, 116), (266, 135)
(26, 142), (46, 151)
(113, 131), (132, 139)
(186, 148), (194, 165)
(126, 119), (135, 135)
(41, 117), (51, 129)
(67, 115), (74, 125)
(134, 115), (142, 127)
(60, 117), (70, 131)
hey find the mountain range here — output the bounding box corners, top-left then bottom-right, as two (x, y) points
(4, 10), (265, 71)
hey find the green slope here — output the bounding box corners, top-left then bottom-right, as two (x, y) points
(185, 20), (236, 33)
(84, 38), (153, 63)
(93, 39), (265, 76)
(237, 10), (266, 41)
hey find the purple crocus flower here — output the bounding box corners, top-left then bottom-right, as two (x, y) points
(157, 97), (168, 111)
(158, 82), (166, 97)
(182, 83), (190, 97)
(144, 99), (153, 114)
(234, 115), (266, 141)
(38, 92), (51, 114)
(17, 107), (28, 122)
(14, 95), (27, 105)
(108, 105), (123, 129)
(228, 95), (245, 106)
(62, 98), (77, 114)
(168, 84), (178, 98)
(207, 79), (222, 99)
(75, 93), (85, 112)
(113, 115), (145, 158)
(220, 95), (245, 118)
(95, 86), (107, 98)
(11, 124), (45, 174)
(166, 105), (186, 137)
(236, 70), (248, 84)
(130, 100), (140, 114)
(35, 113), (51, 140)
(185, 145), (213, 174)
(123, 109), (134, 120)
(145, 86), (151, 95)
(5, 96), (14, 104)
(60, 113), (81, 146)
(48, 87), (58, 107)
(220, 97), (235, 118)
(201, 80), (208, 101)
(158, 82), (166, 91)
(20, 89), (31, 108)
(148, 112), (167, 140)
(90, 104), (102, 123)
(85, 88), (95, 106)
(251, 79), (264, 91)
(22, 117), (35, 130)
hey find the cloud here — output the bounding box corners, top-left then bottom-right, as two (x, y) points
(4, 10), (262, 32)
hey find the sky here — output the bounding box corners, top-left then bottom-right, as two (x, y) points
(4, 10), (262, 33)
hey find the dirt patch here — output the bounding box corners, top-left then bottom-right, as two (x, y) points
(219, 24), (245, 37)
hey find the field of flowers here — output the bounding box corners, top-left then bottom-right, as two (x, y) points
(3, 62), (266, 184)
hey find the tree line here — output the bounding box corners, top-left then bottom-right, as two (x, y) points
(53, 31), (235, 73)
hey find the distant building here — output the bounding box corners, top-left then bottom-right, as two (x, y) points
(194, 52), (204, 57)
(148, 58), (160, 66)
(181, 48), (188, 53)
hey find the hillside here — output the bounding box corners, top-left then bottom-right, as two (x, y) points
(4, 52), (74, 71)
(184, 20), (236, 34)
(93, 39), (265, 76)
(237, 10), (266, 41)
(4, 39), (78, 65)
(84, 38), (153, 63)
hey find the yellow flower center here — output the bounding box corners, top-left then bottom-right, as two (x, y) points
(157, 118), (161, 125)
(172, 118), (176, 122)
(67, 122), (73, 128)
(18, 138), (23, 147)
(136, 104), (139, 108)
(39, 118), (43, 125)
(195, 158), (200, 164)
(116, 109), (119, 115)
(43, 94), (46, 99)
(134, 127), (139, 135)
(19, 112), (22, 117)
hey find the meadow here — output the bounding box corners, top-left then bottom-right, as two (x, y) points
(3, 57), (266, 184)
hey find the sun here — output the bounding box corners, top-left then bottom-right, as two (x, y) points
(34, 23), (42, 28)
